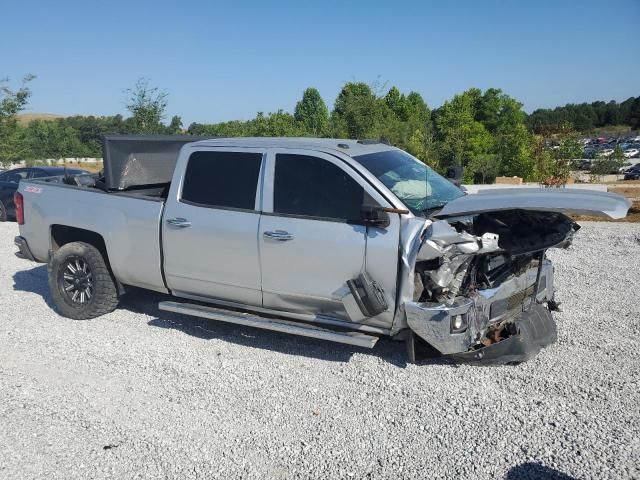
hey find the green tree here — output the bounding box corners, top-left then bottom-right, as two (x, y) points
(590, 146), (625, 182)
(467, 153), (500, 184)
(252, 110), (307, 137)
(405, 91), (431, 125)
(526, 96), (639, 133)
(294, 88), (329, 136)
(167, 115), (183, 134)
(406, 128), (438, 168)
(0, 74), (35, 165)
(474, 87), (502, 133)
(541, 136), (581, 185)
(124, 78), (168, 133)
(530, 134), (552, 180)
(384, 86), (408, 121)
(331, 82), (381, 139)
(21, 119), (85, 161)
(493, 96), (535, 179)
(434, 89), (492, 180)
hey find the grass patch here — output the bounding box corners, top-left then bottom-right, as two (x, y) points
(66, 161), (103, 173)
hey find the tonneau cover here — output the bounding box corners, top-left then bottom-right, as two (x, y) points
(102, 135), (211, 190)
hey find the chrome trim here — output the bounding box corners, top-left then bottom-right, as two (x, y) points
(165, 217), (192, 228)
(263, 230), (294, 241)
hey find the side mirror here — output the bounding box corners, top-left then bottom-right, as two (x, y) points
(360, 205), (390, 229)
(446, 165), (463, 179)
(446, 166), (463, 187)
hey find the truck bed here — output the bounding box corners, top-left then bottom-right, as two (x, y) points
(19, 179), (168, 293)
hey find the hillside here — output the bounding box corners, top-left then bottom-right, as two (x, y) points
(17, 113), (65, 125)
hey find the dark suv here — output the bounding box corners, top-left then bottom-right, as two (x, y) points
(0, 167), (88, 221)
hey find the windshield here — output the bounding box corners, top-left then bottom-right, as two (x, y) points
(352, 149), (464, 216)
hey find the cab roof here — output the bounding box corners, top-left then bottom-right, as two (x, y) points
(188, 137), (397, 157)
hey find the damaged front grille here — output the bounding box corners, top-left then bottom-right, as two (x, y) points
(489, 285), (536, 319)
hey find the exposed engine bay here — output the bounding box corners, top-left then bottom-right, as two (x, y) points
(414, 210), (578, 304)
(406, 209), (578, 360)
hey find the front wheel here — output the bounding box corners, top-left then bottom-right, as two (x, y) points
(48, 242), (119, 319)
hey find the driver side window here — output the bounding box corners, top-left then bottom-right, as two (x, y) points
(273, 154), (365, 222)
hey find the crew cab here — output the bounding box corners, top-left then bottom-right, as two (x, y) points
(14, 136), (631, 364)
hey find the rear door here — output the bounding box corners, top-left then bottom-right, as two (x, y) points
(162, 147), (265, 306)
(259, 149), (400, 327)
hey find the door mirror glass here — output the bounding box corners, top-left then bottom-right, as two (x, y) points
(360, 205), (390, 228)
(446, 165), (463, 180)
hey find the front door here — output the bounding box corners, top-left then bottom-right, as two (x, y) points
(162, 148), (265, 306)
(259, 149), (399, 324)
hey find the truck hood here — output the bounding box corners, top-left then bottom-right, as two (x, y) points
(434, 188), (631, 219)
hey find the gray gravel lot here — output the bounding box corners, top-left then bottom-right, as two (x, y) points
(1, 221), (639, 479)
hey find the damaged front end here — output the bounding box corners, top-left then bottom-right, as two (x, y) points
(403, 209), (575, 365)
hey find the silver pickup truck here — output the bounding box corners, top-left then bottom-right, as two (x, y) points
(14, 136), (631, 364)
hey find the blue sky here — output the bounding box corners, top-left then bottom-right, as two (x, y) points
(3, 0), (639, 125)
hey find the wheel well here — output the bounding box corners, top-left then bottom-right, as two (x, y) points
(50, 225), (125, 294)
(50, 224), (113, 272)
(51, 225), (107, 253)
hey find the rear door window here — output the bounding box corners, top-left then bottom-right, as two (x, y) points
(273, 154), (364, 222)
(181, 151), (263, 210)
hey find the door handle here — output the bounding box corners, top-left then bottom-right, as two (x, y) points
(166, 217), (192, 228)
(263, 230), (294, 241)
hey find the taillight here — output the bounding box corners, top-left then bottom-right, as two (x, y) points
(14, 192), (24, 225)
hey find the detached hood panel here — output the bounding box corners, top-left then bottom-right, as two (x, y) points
(435, 188), (631, 219)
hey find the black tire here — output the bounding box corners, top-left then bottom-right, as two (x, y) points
(0, 201), (7, 222)
(48, 241), (119, 319)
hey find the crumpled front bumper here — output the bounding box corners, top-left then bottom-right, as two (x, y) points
(405, 260), (557, 365)
(450, 303), (557, 365)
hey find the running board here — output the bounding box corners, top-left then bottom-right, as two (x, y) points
(158, 301), (379, 349)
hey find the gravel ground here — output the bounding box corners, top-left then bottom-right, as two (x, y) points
(1, 221), (639, 480)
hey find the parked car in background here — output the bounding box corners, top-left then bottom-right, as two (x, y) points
(624, 148), (639, 158)
(598, 148), (615, 157)
(619, 161), (640, 173)
(576, 159), (592, 170)
(624, 167), (640, 180)
(0, 167), (88, 221)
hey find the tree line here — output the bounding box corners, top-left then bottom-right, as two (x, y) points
(527, 97), (640, 134)
(1, 75), (637, 182)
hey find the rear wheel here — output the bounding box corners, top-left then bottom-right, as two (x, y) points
(48, 242), (119, 319)
(0, 201), (7, 222)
